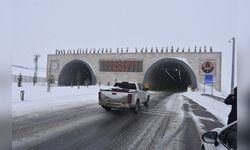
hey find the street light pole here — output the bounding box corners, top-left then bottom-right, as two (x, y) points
(33, 54), (40, 86)
(229, 37), (236, 94)
(47, 62), (51, 92)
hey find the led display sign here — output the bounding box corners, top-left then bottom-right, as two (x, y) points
(99, 60), (143, 72)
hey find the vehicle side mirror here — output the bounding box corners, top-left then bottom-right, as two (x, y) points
(202, 131), (218, 145)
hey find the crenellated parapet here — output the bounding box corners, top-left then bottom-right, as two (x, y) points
(54, 46), (214, 55)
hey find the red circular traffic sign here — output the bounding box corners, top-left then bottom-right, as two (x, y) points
(201, 62), (214, 73)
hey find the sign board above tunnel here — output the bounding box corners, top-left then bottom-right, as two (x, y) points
(99, 60), (143, 72)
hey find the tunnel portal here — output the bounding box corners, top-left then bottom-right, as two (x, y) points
(48, 49), (221, 91)
(58, 60), (96, 86)
(143, 58), (197, 91)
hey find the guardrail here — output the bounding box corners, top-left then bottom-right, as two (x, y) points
(201, 93), (225, 102)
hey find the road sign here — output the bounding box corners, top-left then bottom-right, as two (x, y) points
(144, 82), (150, 89)
(201, 62), (214, 73)
(204, 74), (213, 84)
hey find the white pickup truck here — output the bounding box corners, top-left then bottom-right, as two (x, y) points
(99, 82), (150, 113)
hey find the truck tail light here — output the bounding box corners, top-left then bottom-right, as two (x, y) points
(98, 91), (101, 100)
(127, 93), (132, 103)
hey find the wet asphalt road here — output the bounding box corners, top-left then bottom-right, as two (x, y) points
(12, 92), (224, 150)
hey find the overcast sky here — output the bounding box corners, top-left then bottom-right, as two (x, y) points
(11, 0), (237, 94)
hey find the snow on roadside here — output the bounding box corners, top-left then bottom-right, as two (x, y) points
(12, 81), (231, 126)
(12, 83), (110, 118)
(197, 83), (226, 98)
(183, 89), (231, 125)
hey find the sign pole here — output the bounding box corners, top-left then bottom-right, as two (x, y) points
(47, 62), (51, 92)
(229, 37), (236, 94)
(211, 78), (214, 95)
(204, 76), (206, 94)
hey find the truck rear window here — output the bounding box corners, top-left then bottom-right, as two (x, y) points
(114, 82), (136, 90)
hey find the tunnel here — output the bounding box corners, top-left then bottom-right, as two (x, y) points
(58, 60), (96, 86)
(143, 58), (197, 91)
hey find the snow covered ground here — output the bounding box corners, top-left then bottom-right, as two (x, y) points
(12, 83), (110, 117)
(183, 88), (231, 125)
(197, 83), (226, 98)
(12, 82), (230, 126)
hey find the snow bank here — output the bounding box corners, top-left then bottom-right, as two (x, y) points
(12, 83), (110, 117)
(197, 83), (226, 98)
(183, 89), (231, 125)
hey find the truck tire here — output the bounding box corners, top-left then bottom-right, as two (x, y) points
(143, 96), (150, 108)
(201, 144), (205, 150)
(131, 100), (139, 114)
(102, 106), (111, 111)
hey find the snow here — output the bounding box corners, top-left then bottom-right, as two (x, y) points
(12, 83), (110, 117)
(183, 88), (231, 125)
(12, 82), (231, 127)
(11, 82), (160, 118)
(197, 83), (226, 98)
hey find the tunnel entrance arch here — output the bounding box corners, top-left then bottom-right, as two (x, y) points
(143, 58), (197, 91)
(58, 59), (96, 86)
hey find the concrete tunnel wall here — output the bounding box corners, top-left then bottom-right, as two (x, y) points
(47, 52), (221, 91)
